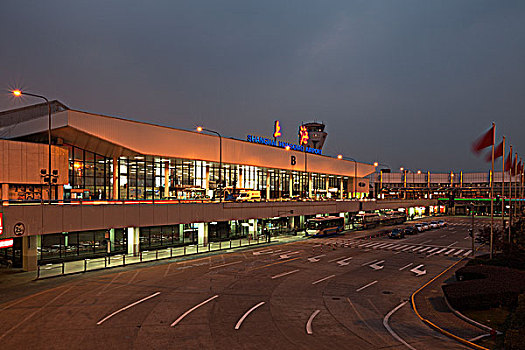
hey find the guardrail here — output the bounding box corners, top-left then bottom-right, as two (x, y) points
(36, 235), (272, 279)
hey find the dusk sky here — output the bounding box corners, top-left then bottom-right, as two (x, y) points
(1, 1), (524, 172)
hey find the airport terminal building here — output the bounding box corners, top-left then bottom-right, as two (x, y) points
(0, 102), (436, 271)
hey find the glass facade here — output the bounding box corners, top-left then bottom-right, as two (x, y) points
(64, 144), (350, 201)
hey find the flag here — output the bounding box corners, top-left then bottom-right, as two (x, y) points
(511, 156), (517, 176)
(485, 140), (504, 162)
(505, 152), (513, 172)
(472, 125), (495, 155)
(518, 159), (523, 174)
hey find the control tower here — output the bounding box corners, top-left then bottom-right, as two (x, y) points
(299, 122), (327, 150)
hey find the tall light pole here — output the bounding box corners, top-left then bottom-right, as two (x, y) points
(12, 90), (54, 204)
(343, 156), (359, 199)
(197, 126), (222, 202)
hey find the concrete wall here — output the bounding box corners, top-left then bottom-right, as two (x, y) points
(1, 199), (438, 238)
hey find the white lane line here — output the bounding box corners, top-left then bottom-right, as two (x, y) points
(356, 280), (378, 292)
(399, 263), (413, 271)
(235, 302), (265, 330)
(171, 295), (219, 327)
(383, 301), (417, 350)
(444, 248), (456, 255)
(97, 292), (161, 325)
(420, 240), (432, 244)
(306, 310), (321, 335)
(418, 247), (431, 253)
(361, 259), (378, 266)
(447, 241), (458, 247)
(453, 249), (465, 256)
(209, 261), (242, 270)
(312, 275), (336, 285)
(463, 250), (472, 256)
(329, 256), (347, 262)
(271, 269), (300, 279)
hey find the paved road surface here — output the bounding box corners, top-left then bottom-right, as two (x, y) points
(0, 216), (491, 349)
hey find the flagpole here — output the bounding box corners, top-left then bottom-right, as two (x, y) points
(490, 122), (495, 260)
(509, 145), (513, 244)
(514, 152), (518, 218)
(502, 136), (505, 230)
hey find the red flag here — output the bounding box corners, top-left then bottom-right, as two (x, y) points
(518, 159), (523, 174)
(472, 125), (495, 155)
(511, 156), (517, 176)
(505, 152), (512, 172)
(485, 140), (504, 162)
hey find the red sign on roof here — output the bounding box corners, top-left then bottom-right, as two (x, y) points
(0, 238), (13, 249)
(0, 213), (3, 235)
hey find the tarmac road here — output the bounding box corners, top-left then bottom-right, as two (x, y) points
(0, 216), (492, 349)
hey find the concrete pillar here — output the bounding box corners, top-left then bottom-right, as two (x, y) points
(109, 228), (115, 252)
(266, 172), (271, 199)
(127, 227), (140, 255)
(2, 183), (9, 206)
(164, 160), (170, 198)
(308, 174), (312, 198)
(112, 157), (118, 200)
(22, 235), (38, 272)
(239, 170), (244, 189)
(325, 177), (329, 198)
(289, 173), (293, 198)
(197, 223), (208, 246)
(340, 178), (344, 199)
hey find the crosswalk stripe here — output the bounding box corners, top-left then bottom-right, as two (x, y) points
(434, 248), (448, 255)
(444, 248), (456, 255)
(395, 245), (408, 250)
(463, 250), (472, 256)
(427, 247), (439, 253)
(382, 243), (396, 249)
(453, 249), (464, 256)
(412, 246), (425, 252)
(402, 245), (417, 251)
(375, 243), (391, 249)
(418, 247), (431, 253)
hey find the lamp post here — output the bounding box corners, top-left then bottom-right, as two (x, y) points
(342, 156), (359, 199)
(197, 126), (222, 202)
(12, 90), (54, 204)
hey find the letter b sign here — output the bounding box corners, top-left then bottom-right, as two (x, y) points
(291, 155), (296, 165)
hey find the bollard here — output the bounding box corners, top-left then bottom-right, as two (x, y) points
(140, 251), (143, 262)
(84, 259), (87, 272)
(104, 256), (107, 268)
(62, 262), (65, 275)
(123, 255), (126, 266)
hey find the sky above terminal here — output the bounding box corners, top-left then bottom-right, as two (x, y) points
(1, 1), (524, 172)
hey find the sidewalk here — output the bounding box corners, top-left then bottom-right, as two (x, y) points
(412, 259), (489, 347)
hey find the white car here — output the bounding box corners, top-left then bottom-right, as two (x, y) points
(438, 220), (447, 227)
(430, 221), (439, 229)
(415, 224), (425, 232)
(422, 223), (430, 231)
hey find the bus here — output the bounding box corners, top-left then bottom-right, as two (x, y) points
(381, 211), (407, 225)
(354, 213), (381, 229)
(306, 216), (345, 236)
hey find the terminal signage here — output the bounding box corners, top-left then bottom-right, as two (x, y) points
(0, 238), (13, 249)
(246, 135), (322, 155)
(0, 213), (2, 235)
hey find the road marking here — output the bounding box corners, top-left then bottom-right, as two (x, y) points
(444, 248), (456, 255)
(279, 251), (301, 259)
(440, 235), (447, 238)
(361, 259), (377, 266)
(374, 243), (391, 249)
(171, 295), (219, 327)
(271, 269), (300, 279)
(209, 261), (242, 270)
(235, 302), (265, 330)
(463, 250), (472, 256)
(447, 241), (458, 247)
(337, 257), (353, 266)
(383, 301), (417, 350)
(369, 260), (385, 270)
(418, 247), (431, 253)
(356, 280), (378, 292)
(248, 257), (300, 271)
(402, 245), (417, 251)
(273, 250), (291, 256)
(253, 249), (273, 255)
(399, 263), (413, 271)
(307, 254), (326, 263)
(98, 292), (161, 325)
(312, 274), (336, 285)
(306, 309), (321, 334)
(383, 243), (396, 249)
(453, 249), (464, 256)
(420, 240), (432, 244)
(329, 256), (347, 262)
(464, 236), (470, 240)
(434, 248), (448, 254)
(410, 264), (427, 276)
(395, 245), (408, 250)
(412, 246), (424, 252)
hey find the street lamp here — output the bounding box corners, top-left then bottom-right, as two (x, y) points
(12, 90), (55, 204)
(196, 126), (223, 202)
(341, 156), (358, 199)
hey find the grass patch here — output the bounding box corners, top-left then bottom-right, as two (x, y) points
(463, 307), (509, 330)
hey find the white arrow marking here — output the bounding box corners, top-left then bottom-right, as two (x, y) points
(362, 259), (378, 266)
(171, 295), (218, 327)
(97, 292), (161, 325)
(306, 310), (321, 334)
(307, 254), (326, 262)
(369, 260), (385, 270)
(336, 257), (353, 266)
(279, 251), (301, 259)
(253, 249), (273, 256)
(235, 302), (265, 330)
(410, 264), (426, 276)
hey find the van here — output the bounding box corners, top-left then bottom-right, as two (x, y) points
(236, 190), (261, 202)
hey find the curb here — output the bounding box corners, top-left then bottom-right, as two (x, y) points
(410, 257), (490, 350)
(443, 294), (502, 336)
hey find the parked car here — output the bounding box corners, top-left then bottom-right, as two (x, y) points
(389, 228), (405, 239)
(422, 223), (430, 231)
(404, 226), (417, 235)
(438, 220), (447, 227)
(430, 221), (439, 229)
(415, 223), (425, 232)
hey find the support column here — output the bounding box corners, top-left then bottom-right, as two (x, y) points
(197, 223), (208, 246)
(22, 235), (38, 272)
(340, 178), (344, 199)
(249, 219), (257, 238)
(205, 166), (210, 196)
(127, 227), (140, 255)
(179, 224), (185, 244)
(109, 228), (115, 253)
(325, 177), (329, 198)
(2, 183), (9, 206)
(308, 174), (312, 198)
(289, 173), (293, 198)
(266, 172), (271, 200)
(112, 157), (118, 200)
(164, 160), (170, 198)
